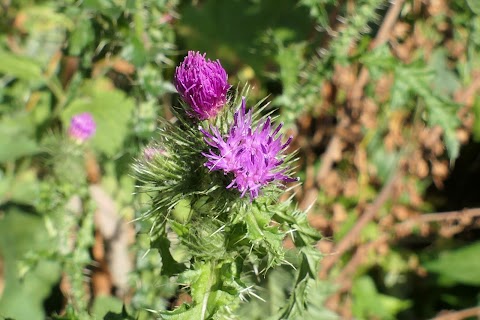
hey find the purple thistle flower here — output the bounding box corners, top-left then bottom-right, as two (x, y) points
(200, 98), (297, 199)
(68, 112), (96, 142)
(174, 51), (231, 120)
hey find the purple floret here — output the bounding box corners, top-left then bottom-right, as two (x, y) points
(68, 112), (96, 142)
(201, 98), (297, 199)
(174, 51), (231, 120)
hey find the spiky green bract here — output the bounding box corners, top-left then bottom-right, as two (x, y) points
(133, 86), (321, 319)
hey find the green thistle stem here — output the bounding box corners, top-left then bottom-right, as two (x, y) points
(200, 261), (215, 320)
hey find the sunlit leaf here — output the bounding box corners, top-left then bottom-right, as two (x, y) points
(352, 276), (410, 320)
(0, 208), (61, 320)
(0, 50), (43, 81)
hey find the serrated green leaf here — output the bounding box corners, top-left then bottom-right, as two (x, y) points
(160, 303), (203, 320)
(390, 63), (460, 159)
(429, 49), (461, 96)
(150, 234), (187, 277)
(391, 65), (434, 110)
(298, 246), (322, 279)
(178, 262), (212, 303)
(362, 45), (396, 79)
(425, 96), (460, 160)
(245, 210), (264, 241)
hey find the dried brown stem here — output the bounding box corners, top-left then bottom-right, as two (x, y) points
(398, 207), (480, 227)
(350, 0), (406, 107)
(431, 306), (480, 320)
(335, 235), (388, 291)
(316, 134), (343, 184)
(329, 208), (480, 296)
(324, 235), (389, 315)
(319, 171), (401, 278)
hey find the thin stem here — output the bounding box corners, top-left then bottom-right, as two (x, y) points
(200, 261), (215, 320)
(431, 306), (480, 320)
(319, 170), (401, 278)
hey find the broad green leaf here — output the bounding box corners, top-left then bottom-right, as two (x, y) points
(0, 136), (38, 163)
(424, 241), (480, 285)
(68, 19), (94, 55)
(352, 276), (410, 320)
(467, 0), (480, 14)
(0, 208), (61, 320)
(91, 296), (124, 319)
(0, 50), (43, 81)
(0, 114), (39, 162)
(172, 198), (192, 223)
(0, 169), (40, 206)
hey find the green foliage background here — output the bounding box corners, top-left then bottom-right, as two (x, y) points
(1, 0), (480, 319)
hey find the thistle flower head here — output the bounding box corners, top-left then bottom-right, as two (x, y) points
(68, 112), (96, 142)
(174, 51), (230, 120)
(201, 98), (297, 199)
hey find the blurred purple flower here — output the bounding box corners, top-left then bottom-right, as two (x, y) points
(68, 112), (96, 142)
(174, 51), (230, 120)
(200, 98), (297, 199)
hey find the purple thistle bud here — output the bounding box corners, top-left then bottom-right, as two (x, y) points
(201, 98), (297, 200)
(174, 51), (231, 120)
(68, 112), (96, 142)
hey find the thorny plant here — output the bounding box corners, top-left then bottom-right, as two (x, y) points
(133, 51), (321, 319)
(3, 0), (480, 319)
